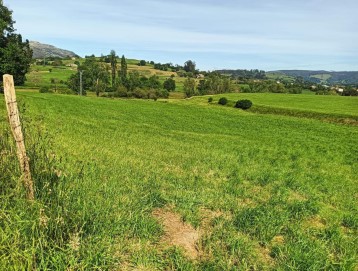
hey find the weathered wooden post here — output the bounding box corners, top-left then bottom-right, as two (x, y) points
(3, 74), (34, 200)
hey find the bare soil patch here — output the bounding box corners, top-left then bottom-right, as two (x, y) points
(153, 208), (200, 260)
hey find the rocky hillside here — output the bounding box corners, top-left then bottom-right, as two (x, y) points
(29, 41), (79, 59)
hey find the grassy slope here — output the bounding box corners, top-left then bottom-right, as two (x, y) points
(310, 74), (332, 83)
(1, 91), (357, 270)
(192, 93), (358, 120)
(24, 65), (77, 89)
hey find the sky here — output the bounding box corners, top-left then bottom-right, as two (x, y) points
(4, 0), (358, 71)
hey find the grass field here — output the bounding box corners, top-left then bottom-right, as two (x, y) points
(188, 93), (358, 124)
(1, 91), (357, 270)
(266, 72), (295, 83)
(23, 65), (76, 89)
(310, 74), (332, 83)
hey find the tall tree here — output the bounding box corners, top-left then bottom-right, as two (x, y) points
(184, 60), (196, 73)
(120, 55), (127, 84)
(0, 1), (32, 85)
(109, 50), (117, 88)
(67, 56), (109, 95)
(183, 77), (196, 98)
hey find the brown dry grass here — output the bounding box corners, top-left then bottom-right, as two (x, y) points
(153, 208), (200, 260)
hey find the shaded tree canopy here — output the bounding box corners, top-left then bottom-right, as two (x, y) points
(0, 1), (32, 85)
(184, 60), (196, 73)
(163, 77), (176, 91)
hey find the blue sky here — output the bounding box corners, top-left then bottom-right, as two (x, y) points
(4, 0), (358, 71)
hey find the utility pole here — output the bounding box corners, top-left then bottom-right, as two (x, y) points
(79, 70), (83, 96)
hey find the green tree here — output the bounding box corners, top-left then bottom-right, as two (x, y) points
(139, 60), (146, 66)
(0, 1), (32, 85)
(147, 75), (161, 89)
(109, 50), (117, 88)
(67, 56), (109, 95)
(163, 77), (176, 91)
(120, 55), (127, 84)
(184, 60), (196, 73)
(183, 77), (196, 98)
(125, 71), (141, 91)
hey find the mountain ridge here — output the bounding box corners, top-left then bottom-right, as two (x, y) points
(29, 41), (79, 59)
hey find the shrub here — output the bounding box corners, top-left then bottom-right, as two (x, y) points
(235, 99), (252, 110)
(208, 97), (213, 103)
(57, 88), (75, 95)
(39, 86), (53, 93)
(218, 97), (228, 105)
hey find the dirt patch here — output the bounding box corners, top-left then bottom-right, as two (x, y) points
(153, 208), (200, 260)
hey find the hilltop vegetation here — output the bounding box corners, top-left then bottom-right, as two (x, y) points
(268, 70), (358, 85)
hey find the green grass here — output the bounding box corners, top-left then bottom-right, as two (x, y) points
(1, 91), (357, 270)
(193, 93), (358, 122)
(310, 74), (332, 83)
(266, 72), (295, 82)
(23, 64), (76, 89)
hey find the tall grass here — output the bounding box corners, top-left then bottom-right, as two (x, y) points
(1, 91), (357, 270)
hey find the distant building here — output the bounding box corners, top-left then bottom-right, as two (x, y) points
(196, 74), (205, 79)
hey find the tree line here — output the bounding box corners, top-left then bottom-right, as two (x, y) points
(184, 72), (238, 98)
(66, 52), (176, 99)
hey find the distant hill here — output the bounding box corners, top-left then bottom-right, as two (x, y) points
(215, 69), (266, 79)
(29, 41), (79, 59)
(267, 70), (358, 85)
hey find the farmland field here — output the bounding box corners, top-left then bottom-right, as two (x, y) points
(1, 91), (357, 270)
(186, 93), (358, 124)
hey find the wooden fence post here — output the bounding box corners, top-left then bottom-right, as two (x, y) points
(3, 74), (34, 200)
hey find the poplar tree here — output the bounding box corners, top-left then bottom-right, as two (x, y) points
(109, 50), (117, 88)
(120, 55), (127, 83)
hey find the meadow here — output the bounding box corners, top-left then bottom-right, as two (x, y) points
(185, 93), (358, 125)
(0, 91), (357, 270)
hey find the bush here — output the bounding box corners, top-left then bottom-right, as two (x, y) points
(218, 97), (228, 105)
(57, 88), (75, 95)
(39, 86), (53, 93)
(235, 99), (252, 110)
(208, 97), (213, 103)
